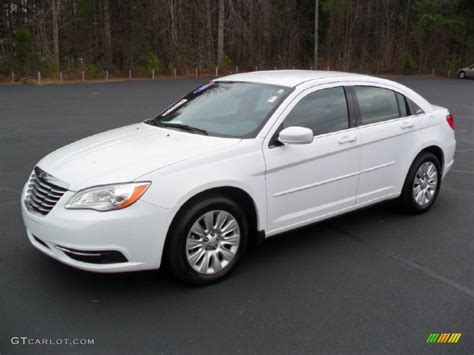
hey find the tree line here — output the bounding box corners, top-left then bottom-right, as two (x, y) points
(0, 0), (473, 82)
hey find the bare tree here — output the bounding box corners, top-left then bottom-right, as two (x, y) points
(313, 0), (318, 69)
(1, 0), (473, 80)
(51, 0), (60, 68)
(103, 0), (112, 69)
(206, 0), (214, 66)
(217, 0), (224, 67)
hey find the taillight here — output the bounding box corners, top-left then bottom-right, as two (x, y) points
(446, 114), (454, 129)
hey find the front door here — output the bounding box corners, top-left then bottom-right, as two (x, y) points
(264, 86), (361, 235)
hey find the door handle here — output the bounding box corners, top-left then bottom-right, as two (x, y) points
(400, 121), (414, 129)
(338, 135), (357, 144)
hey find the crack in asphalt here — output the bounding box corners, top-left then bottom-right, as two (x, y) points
(392, 255), (474, 299)
(329, 225), (474, 300)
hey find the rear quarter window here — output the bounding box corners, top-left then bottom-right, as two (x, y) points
(406, 97), (424, 115)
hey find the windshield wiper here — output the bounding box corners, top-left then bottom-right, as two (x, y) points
(150, 121), (208, 136)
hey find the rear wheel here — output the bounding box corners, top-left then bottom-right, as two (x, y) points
(164, 195), (248, 285)
(398, 152), (441, 214)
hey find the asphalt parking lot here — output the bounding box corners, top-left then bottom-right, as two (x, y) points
(0, 76), (473, 354)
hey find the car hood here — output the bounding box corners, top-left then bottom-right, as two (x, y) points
(37, 122), (241, 191)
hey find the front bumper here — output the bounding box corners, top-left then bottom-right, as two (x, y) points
(21, 187), (171, 273)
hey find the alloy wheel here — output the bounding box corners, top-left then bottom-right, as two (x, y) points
(412, 161), (438, 207)
(185, 210), (241, 274)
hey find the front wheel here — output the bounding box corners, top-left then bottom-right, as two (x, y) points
(398, 152), (441, 214)
(458, 71), (466, 79)
(164, 195), (248, 285)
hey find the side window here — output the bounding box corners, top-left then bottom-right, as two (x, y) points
(396, 92), (408, 117)
(354, 86), (400, 125)
(395, 92), (424, 116)
(406, 97), (424, 115)
(283, 87), (349, 136)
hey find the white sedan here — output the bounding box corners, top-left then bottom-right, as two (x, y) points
(21, 70), (456, 284)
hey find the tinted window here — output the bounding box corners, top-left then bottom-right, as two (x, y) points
(396, 93), (408, 117)
(406, 97), (424, 115)
(149, 82), (291, 138)
(354, 86), (399, 124)
(283, 87), (349, 136)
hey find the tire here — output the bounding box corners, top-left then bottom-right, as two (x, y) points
(398, 152), (441, 214)
(458, 71), (466, 79)
(164, 194), (248, 285)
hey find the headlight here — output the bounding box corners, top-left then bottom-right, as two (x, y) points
(65, 182), (151, 211)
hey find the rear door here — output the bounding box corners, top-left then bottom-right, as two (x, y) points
(351, 86), (424, 205)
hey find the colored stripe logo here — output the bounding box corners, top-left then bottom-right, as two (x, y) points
(426, 333), (462, 343)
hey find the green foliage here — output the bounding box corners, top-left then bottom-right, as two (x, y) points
(74, 0), (96, 66)
(322, 0), (347, 13)
(15, 26), (31, 73)
(410, 0), (464, 46)
(146, 52), (161, 73)
(271, 0), (285, 33)
(87, 63), (101, 78)
(409, 0), (468, 72)
(446, 54), (461, 76)
(321, 0), (334, 12)
(223, 55), (232, 70)
(403, 53), (417, 74)
(39, 57), (59, 79)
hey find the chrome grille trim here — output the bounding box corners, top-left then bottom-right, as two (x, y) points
(25, 167), (68, 216)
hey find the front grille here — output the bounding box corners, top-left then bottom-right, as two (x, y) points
(25, 167), (68, 215)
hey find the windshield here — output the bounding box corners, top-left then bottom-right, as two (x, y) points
(147, 81), (291, 138)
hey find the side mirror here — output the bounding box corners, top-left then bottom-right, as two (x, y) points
(278, 126), (314, 145)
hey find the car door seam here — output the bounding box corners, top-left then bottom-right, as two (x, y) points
(360, 161), (397, 174)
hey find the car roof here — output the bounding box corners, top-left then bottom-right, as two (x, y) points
(216, 70), (373, 88)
